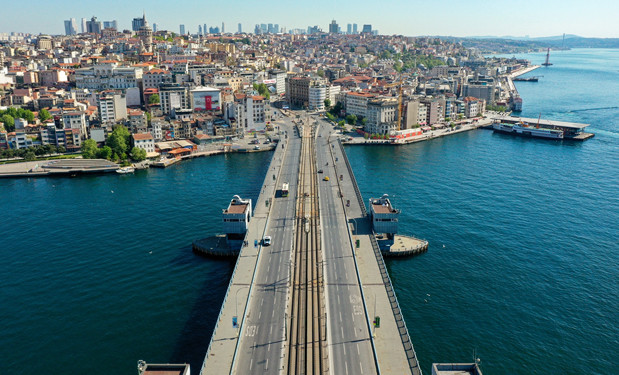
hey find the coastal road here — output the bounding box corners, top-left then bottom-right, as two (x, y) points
(232, 117), (302, 374)
(315, 118), (378, 375)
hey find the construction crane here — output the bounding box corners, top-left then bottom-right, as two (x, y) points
(384, 79), (405, 131)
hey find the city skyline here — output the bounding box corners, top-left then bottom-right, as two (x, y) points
(2, 0), (618, 38)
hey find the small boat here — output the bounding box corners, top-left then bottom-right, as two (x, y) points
(116, 167), (135, 174)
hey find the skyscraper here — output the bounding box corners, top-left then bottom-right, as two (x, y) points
(64, 19), (77, 35)
(352, 23), (358, 34)
(198, 25), (202, 35)
(103, 20), (117, 30)
(86, 16), (102, 34)
(203, 24), (207, 34)
(132, 17), (145, 32)
(347, 24), (352, 34)
(221, 22), (225, 33)
(81, 18), (87, 33)
(238, 23), (242, 33)
(328, 20), (339, 34)
(274, 24), (279, 33)
(153, 23), (158, 32)
(180, 24), (185, 35)
(362, 24), (372, 34)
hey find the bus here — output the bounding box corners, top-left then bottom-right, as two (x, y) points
(282, 182), (289, 197)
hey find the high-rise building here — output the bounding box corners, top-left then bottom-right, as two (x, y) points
(64, 19), (77, 35)
(81, 18), (87, 33)
(274, 24), (279, 33)
(347, 24), (352, 34)
(238, 23), (242, 33)
(86, 16), (102, 34)
(254, 24), (261, 34)
(352, 23), (358, 34)
(152, 23), (158, 32)
(221, 22), (225, 33)
(268, 23), (273, 33)
(180, 24), (185, 35)
(329, 20), (338, 34)
(198, 25), (202, 35)
(103, 20), (117, 30)
(362, 24), (372, 34)
(203, 24), (207, 34)
(132, 17), (145, 32)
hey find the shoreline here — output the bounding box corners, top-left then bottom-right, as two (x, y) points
(0, 144), (276, 179)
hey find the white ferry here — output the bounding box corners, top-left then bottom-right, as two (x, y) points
(493, 122), (564, 139)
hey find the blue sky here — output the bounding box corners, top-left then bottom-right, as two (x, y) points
(4, 0), (619, 38)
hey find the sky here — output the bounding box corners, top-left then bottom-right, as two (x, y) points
(3, 0), (619, 38)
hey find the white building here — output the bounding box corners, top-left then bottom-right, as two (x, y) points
(61, 111), (88, 137)
(365, 98), (398, 135)
(308, 84), (326, 111)
(99, 91), (127, 125)
(232, 93), (268, 132)
(190, 86), (221, 112)
(345, 91), (375, 118)
(268, 69), (287, 95)
(132, 133), (156, 154)
(75, 62), (143, 91)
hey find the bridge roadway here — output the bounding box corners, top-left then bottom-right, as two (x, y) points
(201, 110), (418, 374)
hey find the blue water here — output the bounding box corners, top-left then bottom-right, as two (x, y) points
(346, 48), (619, 374)
(1, 49), (618, 375)
(0, 152), (271, 374)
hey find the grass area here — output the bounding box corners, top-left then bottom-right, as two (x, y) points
(0, 154), (80, 165)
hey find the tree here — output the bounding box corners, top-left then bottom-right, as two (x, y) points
(106, 125), (131, 159)
(24, 151), (36, 161)
(38, 109), (52, 122)
(148, 94), (160, 105)
(1, 114), (14, 132)
(252, 83), (271, 100)
(57, 145), (66, 153)
(146, 111), (152, 124)
(81, 139), (99, 159)
(346, 114), (357, 125)
(324, 98), (331, 110)
(338, 120), (345, 127)
(316, 69), (325, 78)
(361, 118), (368, 127)
(130, 147), (147, 161)
(97, 146), (113, 160)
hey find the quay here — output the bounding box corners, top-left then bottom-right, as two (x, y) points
(198, 112), (421, 374)
(489, 114), (594, 140)
(0, 158), (119, 178)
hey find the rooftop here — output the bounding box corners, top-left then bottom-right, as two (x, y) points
(224, 202), (249, 214)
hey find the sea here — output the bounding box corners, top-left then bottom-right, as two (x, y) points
(1, 49), (617, 374)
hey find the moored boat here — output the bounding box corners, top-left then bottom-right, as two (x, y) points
(492, 122), (564, 139)
(116, 167), (135, 174)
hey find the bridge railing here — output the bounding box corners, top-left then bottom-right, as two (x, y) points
(338, 139), (422, 375)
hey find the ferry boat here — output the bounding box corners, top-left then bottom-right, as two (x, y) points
(492, 122), (564, 139)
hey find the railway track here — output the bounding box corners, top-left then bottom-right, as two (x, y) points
(287, 121), (327, 374)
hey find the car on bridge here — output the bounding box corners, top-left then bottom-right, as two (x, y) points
(323, 176), (330, 181)
(263, 236), (272, 246)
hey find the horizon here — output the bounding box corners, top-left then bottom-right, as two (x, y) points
(2, 0), (618, 38)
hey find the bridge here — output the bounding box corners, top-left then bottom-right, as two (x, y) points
(199, 111), (421, 375)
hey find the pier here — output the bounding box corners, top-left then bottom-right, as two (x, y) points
(198, 112), (421, 374)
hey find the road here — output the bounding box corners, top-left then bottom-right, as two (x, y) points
(232, 115), (302, 374)
(315, 116), (378, 375)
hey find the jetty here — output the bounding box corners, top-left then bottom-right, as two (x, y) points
(0, 158), (119, 178)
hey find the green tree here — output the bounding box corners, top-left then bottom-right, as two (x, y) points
(346, 114), (357, 125)
(97, 146), (113, 160)
(316, 69), (325, 78)
(252, 83), (271, 100)
(338, 120), (345, 127)
(1, 114), (14, 132)
(324, 98), (331, 110)
(148, 94), (160, 105)
(81, 139), (99, 159)
(24, 151), (36, 161)
(57, 145), (66, 153)
(38, 109), (52, 122)
(146, 111), (152, 124)
(130, 147), (147, 161)
(106, 125), (131, 159)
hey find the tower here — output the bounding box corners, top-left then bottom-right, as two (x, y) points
(138, 12), (153, 53)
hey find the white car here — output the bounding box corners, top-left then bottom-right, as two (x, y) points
(263, 236), (272, 246)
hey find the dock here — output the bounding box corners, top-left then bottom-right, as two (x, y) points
(0, 159), (120, 178)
